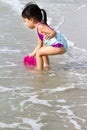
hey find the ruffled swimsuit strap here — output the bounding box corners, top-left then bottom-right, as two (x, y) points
(37, 22), (44, 41)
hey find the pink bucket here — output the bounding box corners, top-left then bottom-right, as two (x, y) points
(23, 55), (36, 67)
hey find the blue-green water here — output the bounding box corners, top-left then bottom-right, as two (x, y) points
(0, 0), (87, 130)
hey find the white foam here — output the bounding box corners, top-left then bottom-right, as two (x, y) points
(20, 95), (52, 107)
(70, 120), (81, 130)
(48, 85), (75, 93)
(0, 63), (17, 68)
(0, 86), (12, 92)
(67, 40), (74, 48)
(57, 99), (66, 103)
(0, 0), (23, 14)
(57, 105), (86, 130)
(80, 104), (87, 106)
(0, 48), (21, 54)
(29, 95), (52, 106)
(74, 4), (86, 12)
(56, 16), (65, 29)
(0, 122), (20, 128)
(21, 118), (44, 130)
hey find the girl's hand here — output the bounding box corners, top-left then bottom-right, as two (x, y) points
(29, 52), (36, 57)
(44, 34), (51, 40)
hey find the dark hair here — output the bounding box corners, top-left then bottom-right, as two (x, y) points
(22, 3), (47, 25)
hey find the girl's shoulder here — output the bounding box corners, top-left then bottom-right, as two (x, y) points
(37, 22), (43, 33)
(37, 22), (47, 29)
(37, 22), (49, 33)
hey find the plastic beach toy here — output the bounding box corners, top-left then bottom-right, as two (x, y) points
(23, 55), (36, 66)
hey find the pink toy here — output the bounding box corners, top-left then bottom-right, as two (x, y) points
(23, 55), (36, 66)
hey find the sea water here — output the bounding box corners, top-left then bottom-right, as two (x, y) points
(0, 0), (87, 130)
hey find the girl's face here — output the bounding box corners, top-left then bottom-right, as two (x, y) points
(23, 18), (35, 29)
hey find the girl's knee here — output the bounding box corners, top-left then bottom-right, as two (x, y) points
(36, 50), (41, 57)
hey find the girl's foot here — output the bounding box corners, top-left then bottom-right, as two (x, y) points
(44, 66), (51, 71)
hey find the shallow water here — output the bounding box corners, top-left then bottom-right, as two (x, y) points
(0, 0), (87, 130)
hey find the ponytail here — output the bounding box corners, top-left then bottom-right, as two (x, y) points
(41, 9), (47, 25)
(22, 3), (48, 25)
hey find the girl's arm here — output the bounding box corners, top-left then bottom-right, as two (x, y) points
(29, 38), (43, 57)
(39, 24), (56, 40)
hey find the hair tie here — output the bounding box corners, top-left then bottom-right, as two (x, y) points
(41, 9), (44, 23)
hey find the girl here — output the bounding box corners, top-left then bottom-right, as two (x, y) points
(22, 3), (68, 71)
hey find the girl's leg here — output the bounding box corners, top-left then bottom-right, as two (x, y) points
(36, 46), (65, 71)
(42, 55), (49, 65)
(36, 52), (43, 71)
(42, 55), (50, 70)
